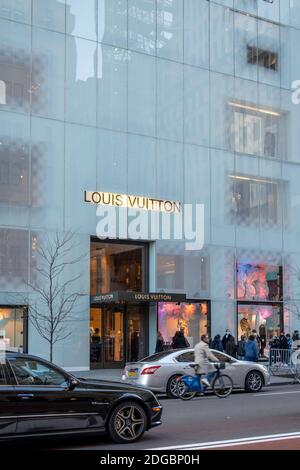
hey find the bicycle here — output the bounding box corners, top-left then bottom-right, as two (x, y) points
(176, 362), (233, 400)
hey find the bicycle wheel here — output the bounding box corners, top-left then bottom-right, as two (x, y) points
(212, 374), (233, 398)
(176, 378), (197, 400)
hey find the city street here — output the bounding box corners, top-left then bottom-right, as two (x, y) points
(41, 384), (300, 451)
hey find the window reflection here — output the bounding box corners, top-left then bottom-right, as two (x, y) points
(229, 174), (288, 226)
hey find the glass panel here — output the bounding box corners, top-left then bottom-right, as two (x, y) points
(127, 305), (146, 361)
(234, 12), (258, 82)
(104, 306), (123, 363)
(237, 304), (281, 346)
(0, 19), (31, 114)
(0, 229), (29, 291)
(33, 0), (66, 33)
(0, 0), (31, 24)
(98, 0), (127, 48)
(157, 0), (183, 62)
(32, 28), (65, 120)
(98, 44), (127, 132)
(157, 58), (183, 141)
(128, 0), (156, 55)
(0, 308), (24, 351)
(66, 36), (97, 126)
(237, 263), (282, 302)
(90, 307), (103, 365)
(128, 51), (156, 136)
(184, 66), (209, 147)
(210, 3), (234, 75)
(66, 0), (97, 41)
(90, 242), (144, 294)
(158, 302), (209, 348)
(184, 0), (209, 68)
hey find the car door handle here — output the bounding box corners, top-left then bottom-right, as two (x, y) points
(17, 394), (34, 399)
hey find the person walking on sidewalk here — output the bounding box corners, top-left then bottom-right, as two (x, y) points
(244, 335), (259, 363)
(222, 330), (237, 358)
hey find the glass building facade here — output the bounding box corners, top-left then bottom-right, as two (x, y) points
(1, 0), (300, 369)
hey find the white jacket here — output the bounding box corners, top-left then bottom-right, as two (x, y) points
(194, 340), (218, 374)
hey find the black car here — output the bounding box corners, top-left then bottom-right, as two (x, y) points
(0, 351), (162, 444)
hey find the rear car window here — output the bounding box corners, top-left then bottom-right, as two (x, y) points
(140, 351), (175, 362)
(176, 351), (194, 362)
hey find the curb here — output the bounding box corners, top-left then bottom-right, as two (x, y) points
(269, 380), (297, 387)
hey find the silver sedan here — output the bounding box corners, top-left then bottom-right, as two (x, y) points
(122, 349), (270, 398)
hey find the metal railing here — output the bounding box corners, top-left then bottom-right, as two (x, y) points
(268, 348), (300, 383)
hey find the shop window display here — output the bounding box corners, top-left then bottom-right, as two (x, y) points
(238, 304), (281, 346)
(158, 302), (208, 349)
(237, 263), (282, 301)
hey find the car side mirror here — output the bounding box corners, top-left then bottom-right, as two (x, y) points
(68, 378), (79, 390)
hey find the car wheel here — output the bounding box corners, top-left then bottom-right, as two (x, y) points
(166, 375), (182, 398)
(107, 401), (147, 444)
(245, 371), (263, 393)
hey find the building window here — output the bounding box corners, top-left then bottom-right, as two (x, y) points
(247, 45), (278, 71)
(229, 102), (285, 159)
(237, 263), (282, 302)
(0, 307), (26, 352)
(158, 302), (209, 348)
(229, 174), (287, 226)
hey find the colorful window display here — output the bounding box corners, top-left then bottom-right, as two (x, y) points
(237, 263), (282, 301)
(158, 302), (209, 348)
(238, 304), (281, 343)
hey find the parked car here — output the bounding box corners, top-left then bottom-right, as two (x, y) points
(122, 349), (270, 398)
(0, 351), (162, 444)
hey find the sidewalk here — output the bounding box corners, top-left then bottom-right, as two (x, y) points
(73, 368), (297, 387)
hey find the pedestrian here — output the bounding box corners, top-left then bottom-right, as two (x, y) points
(155, 331), (164, 353)
(211, 334), (223, 352)
(222, 329), (237, 358)
(237, 335), (246, 360)
(292, 330), (300, 342)
(194, 334), (219, 387)
(278, 332), (289, 364)
(286, 333), (293, 350)
(269, 335), (280, 364)
(251, 329), (261, 358)
(172, 328), (190, 349)
(244, 335), (259, 362)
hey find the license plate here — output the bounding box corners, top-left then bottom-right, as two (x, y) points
(128, 370), (138, 378)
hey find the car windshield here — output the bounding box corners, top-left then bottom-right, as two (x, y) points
(140, 351), (175, 362)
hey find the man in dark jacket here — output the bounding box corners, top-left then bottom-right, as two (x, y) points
(222, 330), (237, 358)
(237, 335), (246, 360)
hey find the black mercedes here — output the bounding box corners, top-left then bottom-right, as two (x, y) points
(0, 351), (162, 444)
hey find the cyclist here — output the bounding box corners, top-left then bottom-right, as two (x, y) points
(194, 334), (219, 387)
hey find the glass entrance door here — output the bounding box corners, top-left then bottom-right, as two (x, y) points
(90, 306), (124, 369)
(126, 304), (147, 362)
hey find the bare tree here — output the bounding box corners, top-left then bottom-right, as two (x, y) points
(28, 231), (85, 362)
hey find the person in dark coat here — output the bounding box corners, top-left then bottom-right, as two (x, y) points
(244, 335), (259, 362)
(211, 334), (223, 352)
(292, 330), (300, 342)
(172, 329), (190, 349)
(237, 335), (246, 360)
(155, 331), (164, 353)
(222, 330), (237, 357)
(130, 331), (140, 362)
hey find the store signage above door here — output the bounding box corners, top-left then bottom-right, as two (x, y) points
(91, 292), (187, 304)
(84, 191), (181, 213)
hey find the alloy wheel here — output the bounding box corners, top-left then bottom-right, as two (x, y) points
(246, 371), (263, 392)
(114, 404), (146, 441)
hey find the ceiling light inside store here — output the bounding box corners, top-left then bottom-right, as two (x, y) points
(228, 101), (281, 117)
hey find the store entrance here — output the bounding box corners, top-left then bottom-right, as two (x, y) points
(90, 303), (147, 369)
